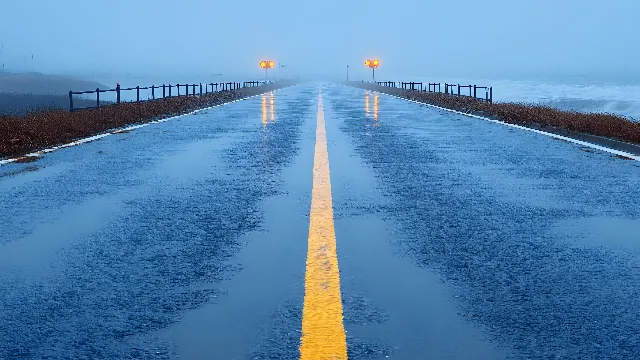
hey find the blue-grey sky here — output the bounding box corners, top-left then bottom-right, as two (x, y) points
(1, 0), (638, 81)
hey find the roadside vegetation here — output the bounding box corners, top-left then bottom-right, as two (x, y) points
(353, 83), (640, 146)
(0, 82), (294, 158)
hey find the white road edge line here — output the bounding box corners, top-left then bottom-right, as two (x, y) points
(0, 90), (279, 167)
(373, 90), (640, 162)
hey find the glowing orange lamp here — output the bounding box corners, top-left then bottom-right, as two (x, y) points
(364, 59), (380, 81)
(260, 60), (276, 81)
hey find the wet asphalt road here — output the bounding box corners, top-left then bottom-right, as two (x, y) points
(1, 83), (640, 359)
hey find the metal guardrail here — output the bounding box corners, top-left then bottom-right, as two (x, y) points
(374, 81), (493, 103)
(69, 80), (269, 111)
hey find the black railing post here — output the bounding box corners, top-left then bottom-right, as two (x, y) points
(69, 91), (74, 111)
(469, 85), (472, 97)
(136, 86), (140, 102)
(169, 84), (172, 97)
(163, 84), (166, 98)
(152, 85), (155, 99)
(96, 88), (100, 107)
(200, 83), (203, 95)
(177, 84), (180, 96)
(473, 85), (477, 98)
(116, 83), (121, 104)
(490, 87), (493, 103)
(457, 84), (460, 96)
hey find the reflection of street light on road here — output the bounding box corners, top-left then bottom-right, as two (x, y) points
(365, 91), (369, 117)
(260, 60), (276, 81)
(373, 92), (378, 123)
(364, 59), (380, 82)
(262, 93), (267, 125)
(261, 91), (276, 126)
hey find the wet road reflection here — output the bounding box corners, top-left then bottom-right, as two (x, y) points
(270, 91), (275, 122)
(0, 84), (309, 360)
(2, 82), (640, 359)
(364, 91), (380, 131)
(331, 83), (640, 360)
(365, 91), (370, 117)
(261, 93), (267, 125)
(373, 92), (378, 123)
(262, 91), (276, 126)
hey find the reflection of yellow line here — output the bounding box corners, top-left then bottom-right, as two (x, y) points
(299, 93), (348, 360)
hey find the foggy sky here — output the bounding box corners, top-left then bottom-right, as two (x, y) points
(1, 0), (638, 81)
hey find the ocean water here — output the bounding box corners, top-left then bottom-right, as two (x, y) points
(416, 76), (640, 121)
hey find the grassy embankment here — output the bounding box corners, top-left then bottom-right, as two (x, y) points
(350, 82), (640, 150)
(1, 81), (295, 158)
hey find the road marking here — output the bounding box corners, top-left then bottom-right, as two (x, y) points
(300, 92), (348, 360)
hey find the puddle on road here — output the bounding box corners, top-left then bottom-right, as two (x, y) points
(0, 164), (41, 178)
(0, 195), (123, 271)
(335, 215), (508, 360)
(554, 216), (640, 251)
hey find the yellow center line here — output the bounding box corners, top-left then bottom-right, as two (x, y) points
(299, 91), (348, 360)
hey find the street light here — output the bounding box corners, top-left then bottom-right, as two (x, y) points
(364, 59), (380, 82)
(260, 60), (276, 81)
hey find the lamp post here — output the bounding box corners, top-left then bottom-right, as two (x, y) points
(346, 65), (349, 81)
(260, 60), (276, 81)
(364, 59), (380, 82)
